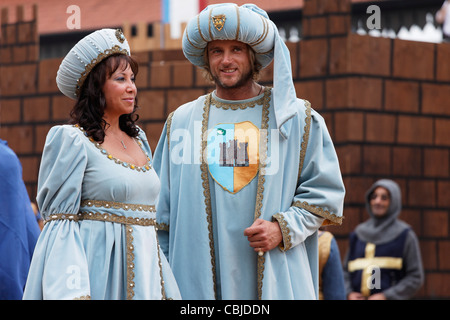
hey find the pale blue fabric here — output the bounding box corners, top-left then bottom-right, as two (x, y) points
(182, 3), (301, 139)
(23, 125), (181, 300)
(153, 89), (345, 299)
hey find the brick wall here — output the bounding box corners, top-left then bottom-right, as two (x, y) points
(1, 0), (449, 299)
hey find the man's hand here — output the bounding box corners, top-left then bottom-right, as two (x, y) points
(244, 219), (283, 253)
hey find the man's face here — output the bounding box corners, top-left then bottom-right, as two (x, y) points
(207, 40), (253, 90)
(369, 187), (391, 218)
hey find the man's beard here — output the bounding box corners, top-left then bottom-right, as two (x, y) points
(211, 68), (253, 90)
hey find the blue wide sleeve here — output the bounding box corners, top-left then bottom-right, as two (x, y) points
(153, 119), (171, 259)
(273, 108), (345, 251)
(23, 125), (91, 299)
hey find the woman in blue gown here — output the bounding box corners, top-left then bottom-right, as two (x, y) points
(23, 29), (180, 300)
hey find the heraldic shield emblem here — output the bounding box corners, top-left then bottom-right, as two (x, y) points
(207, 121), (260, 194)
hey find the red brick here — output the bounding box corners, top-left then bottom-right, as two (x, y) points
(335, 144), (361, 175)
(167, 89), (204, 114)
(392, 146), (422, 176)
(51, 95), (73, 121)
(384, 80), (419, 113)
(0, 125), (33, 154)
(172, 61), (194, 88)
(325, 78), (347, 109)
(329, 37), (347, 75)
(437, 181), (450, 208)
(299, 39), (328, 78)
(294, 80), (324, 110)
(342, 176), (374, 204)
(347, 34), (391, 77)
(35, 124), (53, 153)
(137, 90), (165, 121)
(303, 16), (328, 38)
(407, 180), (436, 208)
(149, 61), (171, 88)
(0, 99), (21, 123)
(423, 210), (449, 238)
(438, 241), (450, 270)
(135, 64), (149, 89)
(436, 42), (450, 82)
(38, 58), (62, 93)
(422, 83), (450, 116)
(20, 156), (39, 183)
(420, 240), (438, 270)
(424, 148), (449, 178)
(397, 115), (433, 145)
(12, 45), (28, 63)
(1, 64), (37, 96)
(400, 209), (422, 237)
(23, 97), (50, 122)
(326, 77), (382, 110)
(362, 145), (391, 175)
(365, 113), (396, 143)
(425, 273), (450, 298)
(435, 119), (450, 147)
(393, 39), (435, 80)
(333, 111), (364, 142)
(328, 14), (351, 35)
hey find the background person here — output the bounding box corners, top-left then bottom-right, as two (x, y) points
(343, 179), (424, 300)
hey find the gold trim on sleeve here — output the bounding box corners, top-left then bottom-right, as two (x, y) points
(292, 200), (343, 226)
(272, 213), (292, 251)
(298, 100), (311, 182)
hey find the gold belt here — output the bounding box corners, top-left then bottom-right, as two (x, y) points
(45, 200), (159, 227)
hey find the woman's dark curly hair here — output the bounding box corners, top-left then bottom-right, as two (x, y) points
(69, 54), (140, 143)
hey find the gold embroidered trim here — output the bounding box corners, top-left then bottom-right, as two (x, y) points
(211, 89), (267, 110)
(198, 14), (208, 43)
(298, 100), (311, 182)
(200, 93), (218, 299)
(76, 45), (129, 96)
(45, 212), (158, 227)
(115, 29), (125, 43)
(235, 5), (240, 40)
(126, 225), (135, 299)
(81, 199), (156, 212)
(248, 16), (269, 47)
(155, 230), (169, 300)
(79, 211), (158, 226)
(272, 213), (292, 251)
(292, 201), (343, 226)
(254, 89), (270, 300)
(73, 295), (91, 300)
(74, 125), (152, 172)
(166, 111), (175, 149)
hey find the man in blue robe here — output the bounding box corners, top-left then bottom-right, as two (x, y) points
(153, 3), (345, 299)
(0, 139), (40, 299)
